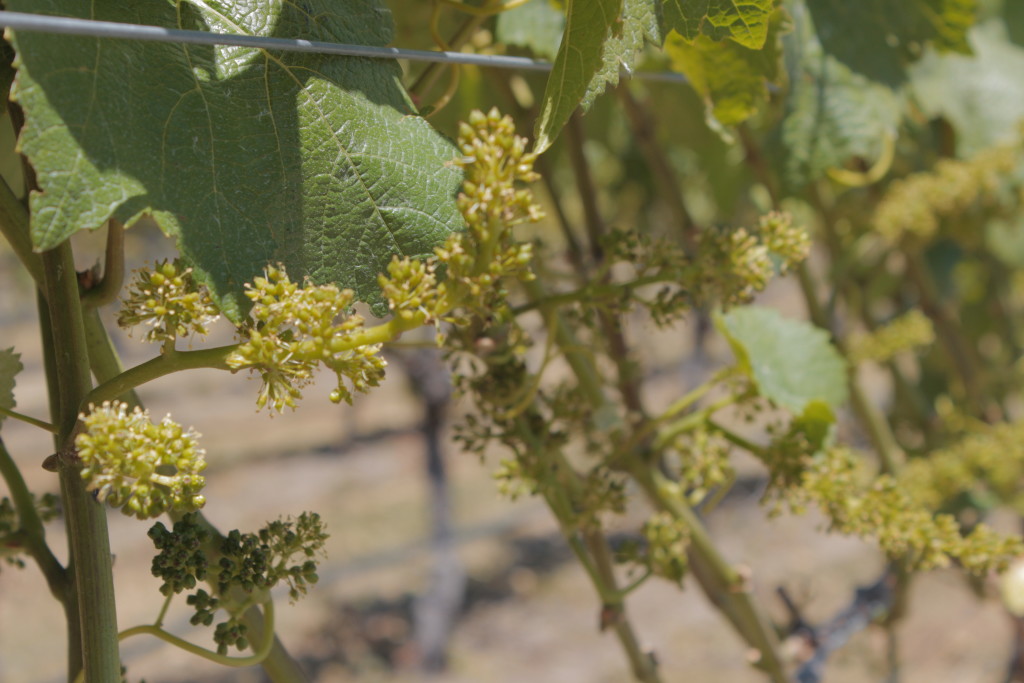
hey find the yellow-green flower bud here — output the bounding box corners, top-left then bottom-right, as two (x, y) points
(75, 401), (207, 520)
(118, 259), (219, 343)
(228, 265), (387, 412)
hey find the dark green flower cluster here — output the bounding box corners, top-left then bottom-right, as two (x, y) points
(213, 619), (250, 654)
(256, 512), (329, 601)
(186, 588), (219, 628)
(215, 512), (326, 601)
(227, 266), (387, 411)
(185, 587), (248, 655)
(118, 259), (219, 343)
(149, 514), (209, 595)
(561, 466), (628, 531)
(147, 512), (327, 654)
(76, 401), (207, 520)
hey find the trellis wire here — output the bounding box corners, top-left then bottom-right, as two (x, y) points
(0, 10), (687, 84)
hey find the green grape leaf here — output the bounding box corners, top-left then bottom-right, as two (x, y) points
(495, 0), (565, 60)
(791, 400), (838, 452)
(535, 0), (621, 153)
(583, 0), (662, 110)
(1006, 0), (1024, 49)
(986, 216), (1024, 269)
(805, 0), (975, 86)
(535, 0), (660, 153)
(10, 0), (463, 320)
(908, 19), (1024, 156)
(663, 0), (773, 49)
(664, 11), (782, 127)
(780, 4), (902, 186)
(0, 348), (22, 427)
(716, 306), (848, 413)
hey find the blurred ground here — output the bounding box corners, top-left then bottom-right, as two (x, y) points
(0, 228), (1018, 682)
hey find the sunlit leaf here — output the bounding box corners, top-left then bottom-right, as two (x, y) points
(664, 11), (782, 127)
(10, 0), (463, 320)
(535, 0), (659, 153)
(663, 0), (773, 49)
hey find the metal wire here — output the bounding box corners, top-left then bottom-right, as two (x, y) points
(0, 10), (687, 84)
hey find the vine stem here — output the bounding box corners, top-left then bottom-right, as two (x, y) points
(80, 218), (126, 308)
(0, 405), (57, 432)
(511, 272), (695, 314)
(71, 602), (277, 683)
(121, 601), (275, 668)
(518, 273), (787, 680)
(808, 182), (935, 452)
(82, 345), (236, 408)
(902, 247), (987, 419)
(629, 466), (789, 683)
(408, 1), (491, 100)
(40, 241), (121, 683)
(0, 437), (68, 604)
(0, 170), (43, 285)
(559, 106), (785, 679)
(82, 308), (430, 408)
(518, 419), (662, 683)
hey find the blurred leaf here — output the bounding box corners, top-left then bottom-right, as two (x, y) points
(663, 0), (773, 49)
(535, 0), (660, 153)
(717, 306), (848, 412)
(10, 0), (463, 320)
(986, 216), (1024, 269)
(0, 348), (22, 427)
(495, 0), (565, 59)
(664, 11), (782, 127)
(780, 2), (902, 186)
(1004, 0), (1024, 47)
(908, 19), (1024, 156)
(791, 400), (838, 451)
(806, 0), (976, 86)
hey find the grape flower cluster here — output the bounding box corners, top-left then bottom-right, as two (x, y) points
(118, 259), (219, 343)
(874, 142), (1017, 244)
(75, 401), (207, 520)
(147, 512), (327, 654)
(226, 266), (387, 412)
